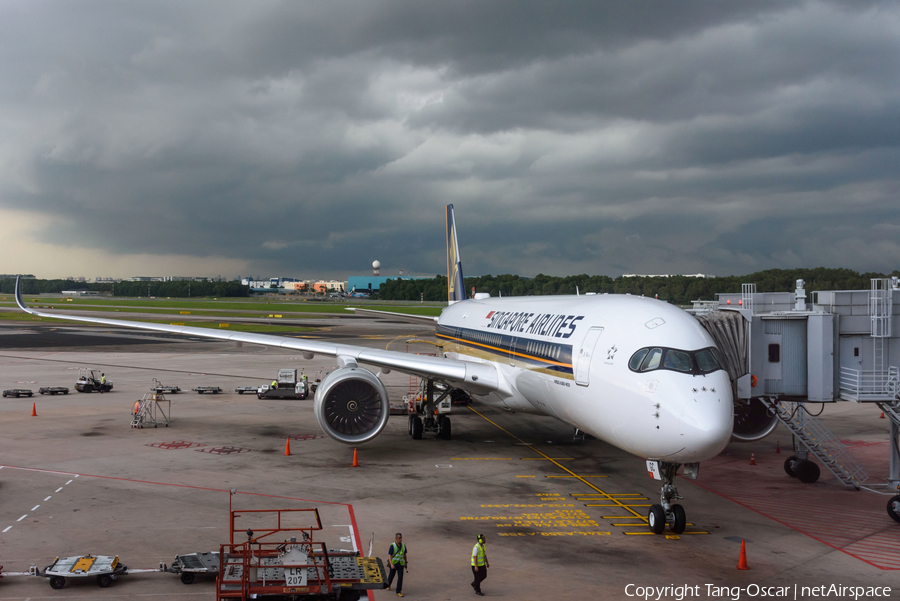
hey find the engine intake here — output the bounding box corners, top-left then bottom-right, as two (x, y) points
(314, 367), (390, 444)
(732, 398), (779, 442)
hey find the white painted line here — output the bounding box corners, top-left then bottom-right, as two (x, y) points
(44, 496), (51, 501)
(17, 514), (27, 522)
(55, 487), (63, 492)
(2, 526), (11, 533)
(31, 505), (40, 511)
(74, 474), (79, 478)
(65, 479), (74, 485)
(333, 525), (359, 553)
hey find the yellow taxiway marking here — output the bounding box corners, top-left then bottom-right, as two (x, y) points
(545, 475), (608, 478)
(601, 516), (645, 519)
(520, 457), (573, 460)
(624, 531), (709, 536)
(385, 331), (433, 351)
(516, 475), (536, 478)
(466, 406), (649, 525)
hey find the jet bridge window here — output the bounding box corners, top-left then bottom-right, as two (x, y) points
(629, 346), (724, 376)
(768, 344), (781, 363)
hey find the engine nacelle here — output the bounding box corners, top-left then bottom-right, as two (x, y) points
(732, 398), (779, 442)
(314, 366), (390, 444)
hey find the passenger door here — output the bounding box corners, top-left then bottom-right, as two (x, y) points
(575, 327), (604, 387)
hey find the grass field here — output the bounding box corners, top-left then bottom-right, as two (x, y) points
(0, 296), (445, 318)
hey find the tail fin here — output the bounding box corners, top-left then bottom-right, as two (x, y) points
(446, 204), (466, 304)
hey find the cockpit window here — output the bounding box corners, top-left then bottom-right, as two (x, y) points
(663, 349), (693, 373)
(628, 348), (649, 371)
(694, 348), (722, 374)
(628, 346), (724, 376)
(640, 348), (663, 371)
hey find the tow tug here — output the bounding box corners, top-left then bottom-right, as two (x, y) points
(74, 369), (113, 393)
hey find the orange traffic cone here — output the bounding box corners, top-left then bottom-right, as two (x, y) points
(284, 438), (291, 456)
(31, 402), (37, 417)
(881, 412), (886, 419)
(749, 453), (756, 465)
(775, 441), (781, 454)
(737, 539), (750, 570)
(352, 447), (359, 467)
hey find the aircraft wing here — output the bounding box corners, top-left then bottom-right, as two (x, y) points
(15, 279), (498, 390)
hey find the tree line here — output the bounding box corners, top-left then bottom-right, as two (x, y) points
(1, 278), (249, 298)
(376, 268), (900, 305)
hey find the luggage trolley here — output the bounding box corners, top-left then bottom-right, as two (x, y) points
(41, 554), (128, 589)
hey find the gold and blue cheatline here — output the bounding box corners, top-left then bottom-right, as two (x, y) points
(436, 324), (574, 376)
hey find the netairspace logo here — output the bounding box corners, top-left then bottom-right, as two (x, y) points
(624, 584), (892, 601)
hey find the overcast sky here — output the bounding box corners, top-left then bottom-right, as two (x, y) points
(2, 0), (899, 280)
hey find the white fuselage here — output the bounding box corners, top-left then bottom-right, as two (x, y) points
(436, 294), (733, 463)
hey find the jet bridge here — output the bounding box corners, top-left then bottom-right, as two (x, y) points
(693, 277), (900, 496)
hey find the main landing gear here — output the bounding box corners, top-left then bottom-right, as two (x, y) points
(647, 462), (688, 535)
(783, 453), (821, 483)
(408, 380), (452, 441)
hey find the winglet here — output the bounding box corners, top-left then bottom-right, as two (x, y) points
(14, 277), (35, 315)
(446, 204), (466, 305)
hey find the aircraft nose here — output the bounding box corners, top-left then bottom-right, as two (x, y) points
(679, 377), (733, 461)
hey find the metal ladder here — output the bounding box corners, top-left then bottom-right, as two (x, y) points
(760, 399), (868, 489)
(130, 396), (151, 428)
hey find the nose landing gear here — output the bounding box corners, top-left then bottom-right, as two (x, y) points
(647, 461), (687, 535)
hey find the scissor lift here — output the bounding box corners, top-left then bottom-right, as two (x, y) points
(217, 508), (385, 601)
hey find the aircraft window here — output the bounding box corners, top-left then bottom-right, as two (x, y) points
(641, 348), (663, 371)
(663, 349), (693, 373)
(629, 349), (649, 371)
(695, 348), (722, 374)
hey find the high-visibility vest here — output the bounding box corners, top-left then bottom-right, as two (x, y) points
(271, 380), (277, 389)
(390, 542), (406, 566)
(101, 376), (106, 384)
(471, 542), (486, 567)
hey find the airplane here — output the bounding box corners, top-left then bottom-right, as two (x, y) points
(15, 204), (734, 535)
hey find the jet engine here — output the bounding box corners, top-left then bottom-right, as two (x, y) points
(731, 398), (779, 442)
(313, 366), (390, 444)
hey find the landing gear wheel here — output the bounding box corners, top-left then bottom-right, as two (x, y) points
(49, 576), (66, 589)
(97, 574), (112, 587)
(671, 504), (686, 534)
(411, 416), (423, 440)
(439, 416), (452, 440)
(408, 415), (415, 435)
(796, 460), (820, 483)
(648, 504), (666, 534)
(180, 572), (196, 584)
(887, 496), (900, 524)
(783, 456), (798, 477)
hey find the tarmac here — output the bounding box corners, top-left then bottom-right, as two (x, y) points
(0, 317), (898, 600)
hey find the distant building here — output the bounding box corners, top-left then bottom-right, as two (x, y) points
(621, 273), (711, 278)
(62, 290), (99, 296)
(347, 275), (428, 292)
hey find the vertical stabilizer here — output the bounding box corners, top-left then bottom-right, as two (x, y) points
(446, 204), (466, 304)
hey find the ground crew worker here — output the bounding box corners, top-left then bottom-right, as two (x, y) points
(100, 373), (106, 393)
(385, 533), (407, 597)
(271, 379), (277, 390)
(470, 534), (488, 596)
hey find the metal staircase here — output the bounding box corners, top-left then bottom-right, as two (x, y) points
(131, 393), (170, 429)
(760, 399), (868, 489)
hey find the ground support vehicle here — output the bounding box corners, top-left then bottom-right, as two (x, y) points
(161, 552), (220, 584)
(192, 386), (223, 394)
(75, 369), (112, 393)
(218, 507), (385, 601)
(256, 369), (309, 400)
(2, 389), (34, 398)
(151, 379), (180, 394)
(41, 555), (128, 589)
(38, 386), (69, 395)
(234, 386), (259, 395)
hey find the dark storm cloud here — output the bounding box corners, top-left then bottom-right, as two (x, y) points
(1, 0), (899, 279)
